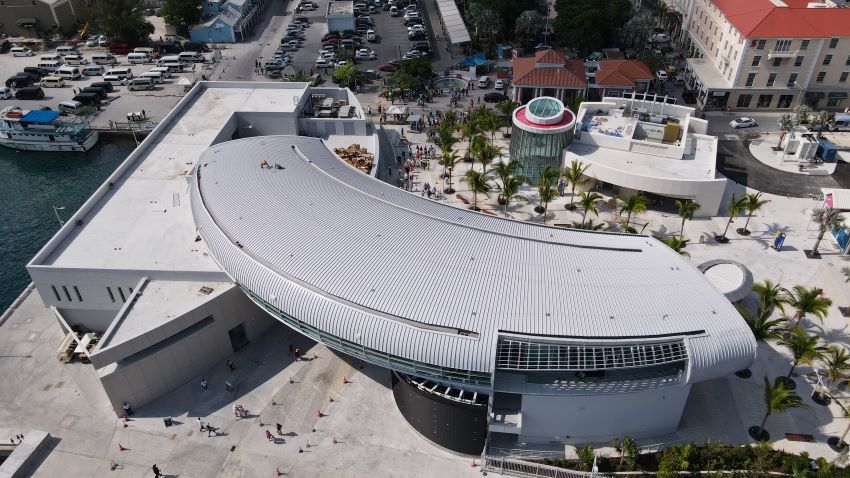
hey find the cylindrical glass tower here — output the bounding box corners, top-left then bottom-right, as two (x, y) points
(509, 97), (576, 183)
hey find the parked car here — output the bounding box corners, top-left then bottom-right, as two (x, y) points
(355, 48), (376, 60)
(494, 79), (506, 90)
(24, 67), (49, 79)
(650, 32), (670, 43)
(316, 58), (334, 68)
(11, 47), (34, 57)
(656, 70), (668, 81)
(729, 117), (758, 129)
(15, 86), (45, 100)
(484, 92), (508, 103)
(367, 29), (377, 42)
(378, 62), (398, 72)
(5, 75), (34, 89)
(0, 87), (12, 99)
(90, 81), (115, 92)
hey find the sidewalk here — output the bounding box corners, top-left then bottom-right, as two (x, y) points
(749, 132), (839, 176)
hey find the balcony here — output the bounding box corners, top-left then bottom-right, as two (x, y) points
(768, 49), (799, 59)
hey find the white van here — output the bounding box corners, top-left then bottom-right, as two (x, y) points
(105, 67), (133, 79)
(102, 75), (127, 86)
(139, 71), (164, 84)
(62, 54), (87, 66)
(127, 77), (154, 91)
(40, 76), (66, 88)
(149, 67), (172, 79)
(40, 53), (62, 62)
(178, 51), (204, 63)
(56, 66), (82, 80)
(127, 52), (149, 64)
(37, 60), (63, 72)
(477, 75), (491, 88)
(82, 64), (105, 76)
(58, 100), (88, 116)
(158, 55), (183, 64)
(11, 47), (34, 57)
(92, 53), (118, 65)
(56, 45), (79, 56)
(158, 61), (184, 73)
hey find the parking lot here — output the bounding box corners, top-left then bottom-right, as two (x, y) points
(0, 47), (211, 128)
(253, 0), (436, 81)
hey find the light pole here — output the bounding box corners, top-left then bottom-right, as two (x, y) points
(793, 81), (804, 109)
(52, 205), (65, 227)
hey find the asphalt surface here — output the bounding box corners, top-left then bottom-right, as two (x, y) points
(717, 140), (850, 197)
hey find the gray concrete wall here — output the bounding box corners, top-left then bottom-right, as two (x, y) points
(57, 307), (119, 333)
(95, 286), (276, 415)
(0, 1), (56, 37)
(518, 384), (691, 443)
(52, 1), (76, 33)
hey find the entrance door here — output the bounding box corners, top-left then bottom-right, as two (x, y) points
(228, 323), (249, 351)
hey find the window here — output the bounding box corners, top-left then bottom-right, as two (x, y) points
(775, 39), (791, 52)
(795, 56), (804, 67)
(767, 73), (777, 87)
(841, 72), (849, 83)
(824, 54), (833, 65)
(828, 98), (842, 107)
(107, 287), (115, 303)
(736, 94), (752, 108)
(73, 286), (83, 302)
(746, 73), (756, 87)
(800, 39), (809, 51)
(773, 57), (782, 67)
(787, 73), (798, 88)
(757, 95), (773, 108)
(756, 39), (766, 50)
(778, 95), (794, 108)
(51, 286), (61, 302)
(118, 287), (126, 303)
(752, 55), (761, 67)
(62, 286), (72, 301)
(816, 71), (826, 82)
(829, 38), (839, 49)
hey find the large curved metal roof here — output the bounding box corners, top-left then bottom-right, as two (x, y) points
(190, 136), (755, 381)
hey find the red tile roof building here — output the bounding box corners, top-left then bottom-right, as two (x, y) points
(510, 50), (588, 104)
(681, 0), (850, 111)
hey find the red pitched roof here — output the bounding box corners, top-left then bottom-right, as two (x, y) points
(713, 0), (850, 38)
(594, 60), (653, 87)
(512, 51), (587, 88)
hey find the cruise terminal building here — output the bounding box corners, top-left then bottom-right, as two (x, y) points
(26, 82), (756, 455)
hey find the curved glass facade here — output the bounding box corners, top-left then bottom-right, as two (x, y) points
(509, 126), (573, 183)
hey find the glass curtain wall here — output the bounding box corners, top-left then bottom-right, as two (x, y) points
(509, 127), (573, 183)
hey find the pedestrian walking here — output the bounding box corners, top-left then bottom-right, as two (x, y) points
(225, 381), (234, 392)
(122, 402), (134, 416)
(197, 417), (204, 431)
(232, 403), (239, 417)
(226, 359), (235, 371)
(266, 430), (273, 441)
(276, 423), (283, 435)
(200, 379), (207, 391)
(207, 423), (215, 437)
(152, 464), (162, 477)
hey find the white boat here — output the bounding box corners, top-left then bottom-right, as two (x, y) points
(0, 106), (99, 152)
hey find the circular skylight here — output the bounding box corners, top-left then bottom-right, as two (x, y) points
(525, 97), (565, 125)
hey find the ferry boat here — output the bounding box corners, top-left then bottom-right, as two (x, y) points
(0, 106), (99, 152)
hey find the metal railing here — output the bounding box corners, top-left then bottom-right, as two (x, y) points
(482, 456), (608, 478)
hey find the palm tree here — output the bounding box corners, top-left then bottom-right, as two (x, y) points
(810, 110), (834, 138)
(715, 193), (746, 243)
(537, 171), (559, 223)
(492, 159), (521, 190)
(566, 95), (584, 115)
(439, 150), (462, 194)
(675, 199), (701, 240)
(808, 207), (846, 257)
(475, 142), (500, 173)
(820, 346), (850, 403)
(738, 192), (770, 236)
(496, 100), (519, 135)
(752, 279), (789, 322)
(735, 303), (785, 342)
(778, 327), (826, 389)
(658, 236), (690, 256)
(463, 169), (493, 211)
(749, 376), (805, 441)
(610, 437), (639, 471)
(572, 218), (605, 230)
(776, 114), (795, 149)
(499, 175), (526, 217)
(563, 159), (590, 210)
(617, 193), (647, 231)
(787, 285), (832, 329)
(578, 191), (603, 227)
(434, 123), (458, 155)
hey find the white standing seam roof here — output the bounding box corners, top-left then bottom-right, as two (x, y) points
(435, 0), (471, 45)
(191, 136), (755, 381)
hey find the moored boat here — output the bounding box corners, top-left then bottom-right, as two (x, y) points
(0, 106), (99, 152)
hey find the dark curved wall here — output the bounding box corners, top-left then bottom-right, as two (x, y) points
(391, 371), (488, 455)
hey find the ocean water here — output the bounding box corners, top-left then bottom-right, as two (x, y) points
(0, 138), (135, 311)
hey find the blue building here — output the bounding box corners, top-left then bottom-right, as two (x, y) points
(190, 0), (267, 43)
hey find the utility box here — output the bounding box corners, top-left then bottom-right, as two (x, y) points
(816, 137), (838, 162)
